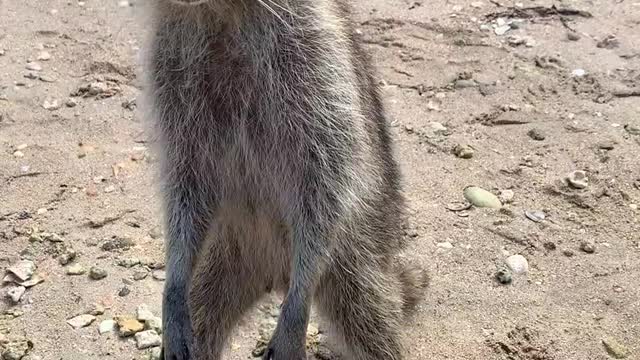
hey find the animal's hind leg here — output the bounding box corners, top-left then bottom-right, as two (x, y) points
(315, 259), (406, 360)
(189, 228), (265, 359)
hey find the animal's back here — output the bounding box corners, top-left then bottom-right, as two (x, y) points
(146, 1), (426, 359)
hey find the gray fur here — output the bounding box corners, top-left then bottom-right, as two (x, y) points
(143, 1), (428, 359)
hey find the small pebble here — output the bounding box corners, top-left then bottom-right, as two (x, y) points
(148, 226), (163, 239)
(25, 62), (42, 71)
(566, 170), (588, 189)
(436, 241), (453, 249)
(145, 317), (162, 334)
(624, 124), (640, 135)
(58, 249), (77, 265)
(149, 347), (162, 360)
(498, 190), (514, 204)
(7, 260), (36, 282)
(13, 151), (24, 158)
(571, 68), (587, 77)
(66, 263), (86, 275)
(454, 79), (477, 89)
(527, 128), (546, 141)
(116, 257), (141, 268)
(602, 337), (629, 359)
(42, 99), (60, 110)
(133, 270), (149, 281)
(453, 144), (474, 159)
(6, 286), (26, 303)
(495, 268), (512, 284)
(118, 286), (131, 297)
(494, 25), (511, 36)
(429, 121), (448, 135)
(567, 31), (580, 41)
(117, 317), (145, 337)
(135, 330), (162, 350)
(464, 186), (502, 209)
(39, 74), (56, 83)
(89, 266), (108, 280)
(152, 270), (166, 281)
(525, 210), (545, 223)
(37, 51), (51, 61)
(580, 241), (596, 254)
(67, 314), (96, 329)
(598, 141), (615, 150)
(137, 304), (155, 322)
(563, 249), (575, 257)
(66, 98), (78, 107)
(505, 254), (529, 274)
(98, 319), (116, 334)
(567, 32), (581, 41)
(1, 341), (32, 360)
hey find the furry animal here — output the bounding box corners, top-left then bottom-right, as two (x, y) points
(144, 0), (428, 359)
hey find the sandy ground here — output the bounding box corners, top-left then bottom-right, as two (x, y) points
(1, 0), (639, 359)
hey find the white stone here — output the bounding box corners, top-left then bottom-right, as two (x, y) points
(136, 304), (155, 322)
(67, 314), (96, 329)
(505, 255), (529, 274)
(571, 68), (586, 77)
(135, 330), (162, 349)
(99, 319), (116, 334)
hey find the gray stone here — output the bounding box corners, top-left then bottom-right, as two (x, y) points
(58, 249), (77, 265)
(145, 317), (162, 334)
(149, 347), (162, 360)
(133, 270), (149, 281)
(496, 268), (512, 284)
(1, 340), (32, 360)
(6, 286), (26, 303)
(152, 270), (166, 281)
(498, 190), (515, 204)
(567, 32), (580, 41)
(116, 257), (140, 268)
(625, 124), (640, 136)
(7, 260), (36, 282)
(118, 286), (131, 297)
(527, 128), (546, 141)
(602, 338), (629, 359)
(89, 266), (108, 280)
(66, 263), (86, 275)
(580, 241), (596, 254)
(453, 144), (474, 159)
(454, 79), (477, 89)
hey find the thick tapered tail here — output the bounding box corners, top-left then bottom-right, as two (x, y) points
(396, 262), (430, 315)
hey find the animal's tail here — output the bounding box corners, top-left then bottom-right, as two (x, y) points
(395, 261), (430, 315)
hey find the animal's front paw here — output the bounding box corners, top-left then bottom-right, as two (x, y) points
(160, 329), (193, 360)
(261, 336), (307, 360)
(161, 300), (194, 360)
